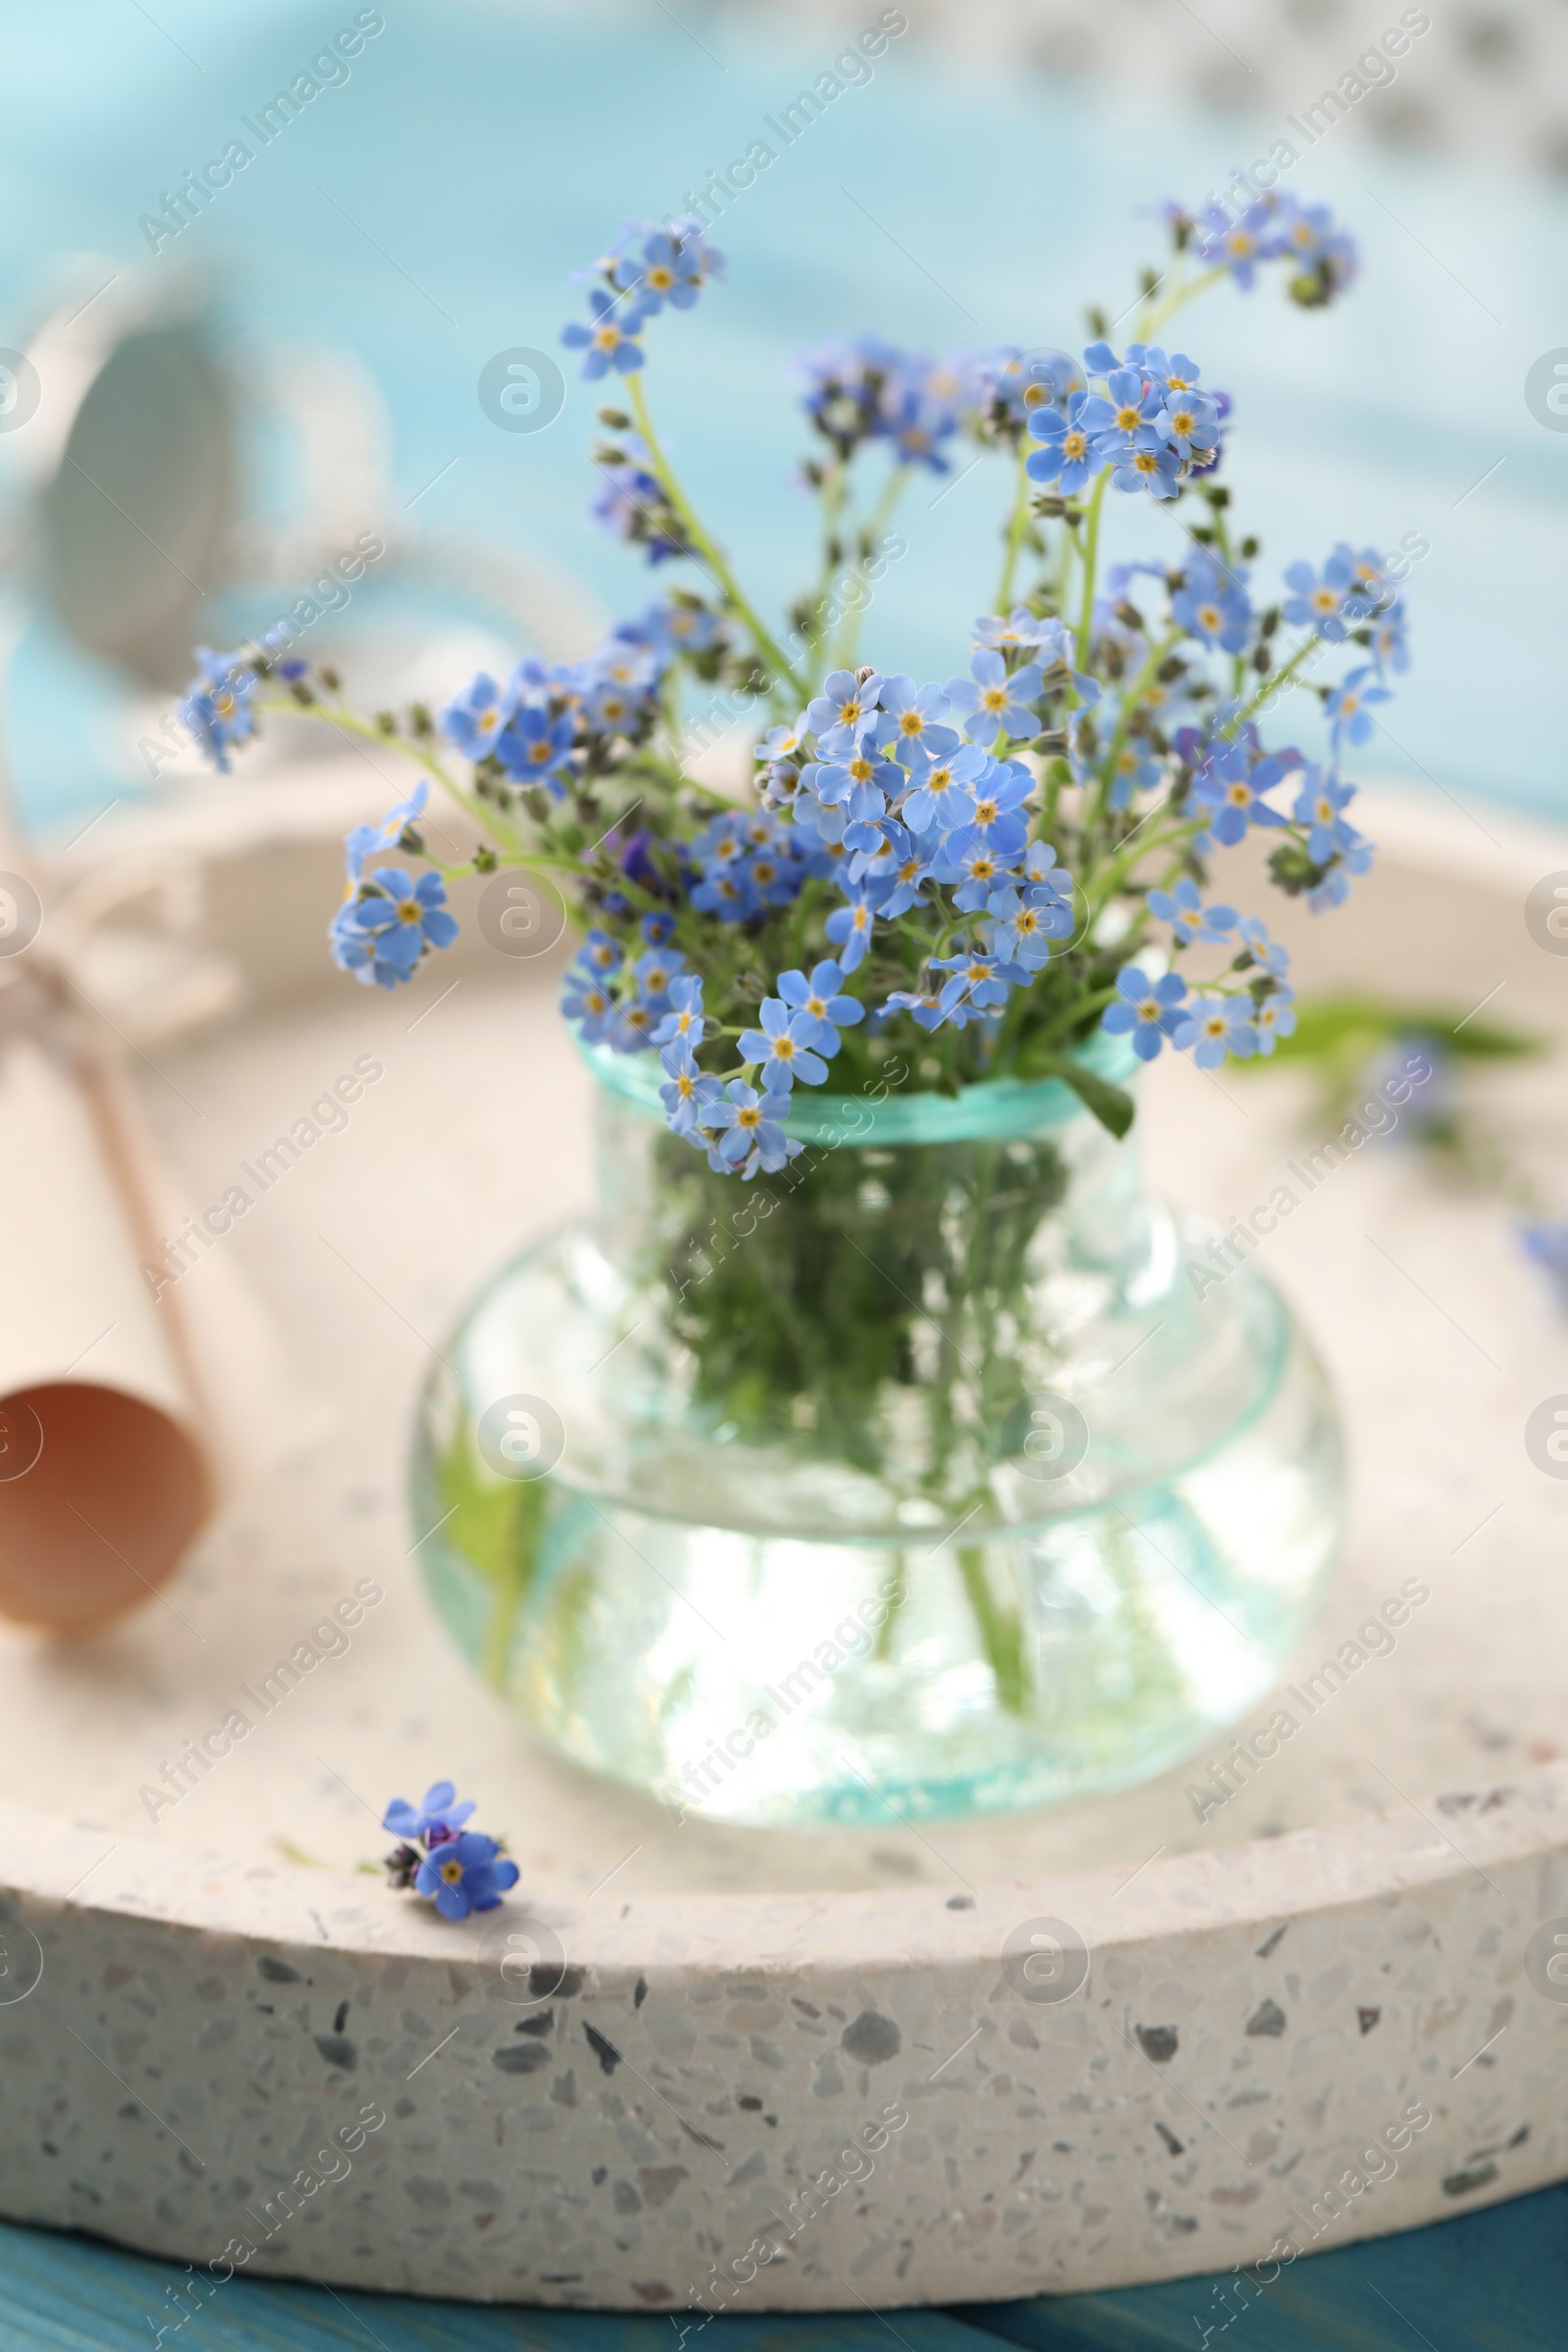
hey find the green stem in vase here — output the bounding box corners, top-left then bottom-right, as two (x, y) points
(956, 1543), (1029, 1715)
(874, 1558), (909, 1661)
(481, 1478), (548, 1690)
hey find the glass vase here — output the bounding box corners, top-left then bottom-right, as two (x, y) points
(411, 1033), (1344, 1826)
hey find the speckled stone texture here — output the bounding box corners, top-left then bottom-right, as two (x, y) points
(3, 1788), (1567, 2310)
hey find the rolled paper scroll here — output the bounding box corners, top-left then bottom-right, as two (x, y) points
(0, 750), (357, 1628)
(0, 1009), (214, 1630)
(0, 808), (321, 1628)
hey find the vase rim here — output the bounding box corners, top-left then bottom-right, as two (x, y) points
(573, 1021), (1139, 1147)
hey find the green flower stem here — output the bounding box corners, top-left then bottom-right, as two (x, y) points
(1083, 818), (1194, 922)
(783, 874), (830, 973)
(923, 1139), (1033, 1720)
(833, 461), (910, 672)
(868, 458), (911, 535)
(1055, 502), (1080, 613)
(1223, 633), (1319, 736)
(1074, 468), (1111, 672)
(805, 461), (850, 695)
(1031, 981), (1125, 1051)
(265, 697), (482, 823)
(629, 376), (806, 704)
(956, 1545), (1028, 1714)
(653, 1111), (1072, 1726)
(1202, 510), (1250, 701)
(993, 959), (1041, 1063)
(481, 1479), (547, 1690)
(1094, 627), (1182, 809)
(255, 691), (613, 902)
(623, 749), (736, 816)
(996, 442), (1033, 613)
(874, 1560), (909, 1661)
(1136, 263), (1228, 342)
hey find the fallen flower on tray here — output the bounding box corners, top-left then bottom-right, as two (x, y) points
(380, 1780), (519, 1918)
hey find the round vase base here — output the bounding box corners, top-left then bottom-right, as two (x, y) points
(414, 1210), (1345, 1829)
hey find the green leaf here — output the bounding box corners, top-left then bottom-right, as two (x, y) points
(435, 1435), (522, 1586)
(1242, 992), (1542, 1067)
(1029, 1054), (1136, 1139)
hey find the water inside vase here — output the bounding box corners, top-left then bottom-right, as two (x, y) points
(412, 1067), (1344, 1826)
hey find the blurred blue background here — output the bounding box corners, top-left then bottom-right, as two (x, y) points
(1, 0), (1565, 832)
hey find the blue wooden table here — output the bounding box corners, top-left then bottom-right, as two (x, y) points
(3, 2190), (1561, 2352)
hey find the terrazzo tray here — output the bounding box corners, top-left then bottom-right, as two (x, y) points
(1, 767), (1565, 2312)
